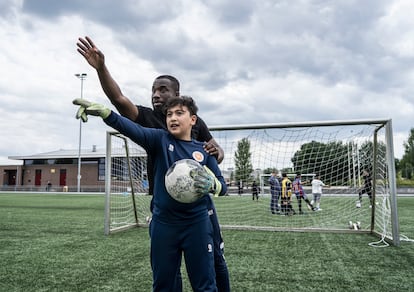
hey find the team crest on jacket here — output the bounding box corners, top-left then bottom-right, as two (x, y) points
(192, 151), (204, 162)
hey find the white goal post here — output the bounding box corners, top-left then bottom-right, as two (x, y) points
(104, 119), (400, 246)
(104, 131), (151, 235)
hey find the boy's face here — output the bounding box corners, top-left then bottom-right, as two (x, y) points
(166, 105), (196, 140)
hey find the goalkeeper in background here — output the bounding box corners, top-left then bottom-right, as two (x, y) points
(73, 96), (227, 291)
(356, 169), (373, 208)
(77, 36), (230, 291)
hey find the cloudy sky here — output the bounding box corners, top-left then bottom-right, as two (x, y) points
(1, 0), (414, 165)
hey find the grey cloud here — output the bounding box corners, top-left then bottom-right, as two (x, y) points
(1, 0), (412, 161)
(22, 0), (183, 30)
(202, 0), (256, 27)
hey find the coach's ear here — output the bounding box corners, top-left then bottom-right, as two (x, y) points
(73, 98), (111, 121)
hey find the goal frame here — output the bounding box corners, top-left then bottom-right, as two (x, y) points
(104, 131), (139, 235)
(104, 119), (400, 246)
(208, 118), (400, 246)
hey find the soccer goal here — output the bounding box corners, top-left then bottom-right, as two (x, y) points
(104, 131), (152, 235)
(104, 119), (400, 246)
(209, 118), (399, 246)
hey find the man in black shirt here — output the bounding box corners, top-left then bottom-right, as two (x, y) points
(77, 36), (230, 291)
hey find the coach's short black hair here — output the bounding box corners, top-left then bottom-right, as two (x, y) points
(155, 75), (180, 92)
(163, 96), (198, 116)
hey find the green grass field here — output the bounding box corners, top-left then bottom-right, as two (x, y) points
(1, 193), (413, 291)
(123, 193), (377, 232)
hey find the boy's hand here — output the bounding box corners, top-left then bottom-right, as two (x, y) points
(73, 98), (111, 122)
(193, 166), (222, 197)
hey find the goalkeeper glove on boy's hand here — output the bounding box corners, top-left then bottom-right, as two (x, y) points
(193, 166), (222, 197)
(72, 98), (111, 122)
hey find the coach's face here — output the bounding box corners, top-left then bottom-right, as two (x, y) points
(152, 78), (179, 112)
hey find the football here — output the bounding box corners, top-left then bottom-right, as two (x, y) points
(165, 159), (204, 203)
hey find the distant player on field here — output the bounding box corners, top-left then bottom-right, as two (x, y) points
(281, 173), (295, 215)
(269, 170), (281, 214)
(356, 169), (373, 208)
(292, 173), (316, 214)
(251, 180), (260, 201)
(311, 174), (327, 211)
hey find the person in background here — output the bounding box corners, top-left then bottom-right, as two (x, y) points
(281, 173), (295, 215)
(251, 180), (260, 201)
(269, 170), (281, 214)
(238, 180), (243, 196)
(292, 173), (316, 214)
(356, 169), (373, 208)
(311, 174), (328, 211)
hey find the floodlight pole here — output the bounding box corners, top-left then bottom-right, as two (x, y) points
(75, 73), (87, 192)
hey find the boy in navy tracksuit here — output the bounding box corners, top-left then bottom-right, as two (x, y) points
(74, 96), (227, 291)
(77, 37), (230, 291)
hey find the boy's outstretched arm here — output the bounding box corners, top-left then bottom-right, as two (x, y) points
(73, 98), (111, 121)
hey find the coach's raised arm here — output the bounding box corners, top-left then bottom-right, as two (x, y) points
(77, 36), (138, 121)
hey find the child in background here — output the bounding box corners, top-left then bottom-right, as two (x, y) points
(311, 174), (327, 211)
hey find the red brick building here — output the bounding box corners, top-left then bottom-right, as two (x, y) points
(1, 145), (147, 192)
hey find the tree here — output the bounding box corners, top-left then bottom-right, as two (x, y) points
(263, 167), (276, 175)
(290, 138), (389, 185)
(358, 140), (386, 174)
(291, 140), (349, 185)
(400, 128), (414, 179)
(234, 138), (253, 184)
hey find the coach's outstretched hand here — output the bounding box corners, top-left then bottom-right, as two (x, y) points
(73, 98), (111, 122)
(193, 166), (222, 197)
(77, 36), (105, 70)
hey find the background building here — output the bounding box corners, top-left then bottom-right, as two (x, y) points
(0, 145), (147, 192)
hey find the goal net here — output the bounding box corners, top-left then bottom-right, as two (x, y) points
(104, 132), (151, 235)
(210, 119), (399, 246)
(104, 119), (400, 246)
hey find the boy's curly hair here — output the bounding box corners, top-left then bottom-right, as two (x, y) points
(163, 96), (199, 116)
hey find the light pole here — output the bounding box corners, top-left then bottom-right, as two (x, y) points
(75, 73), (87, 192)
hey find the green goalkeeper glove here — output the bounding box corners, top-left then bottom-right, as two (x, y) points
(193, 166), (222, 197)
(72, 98), (111, 122)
